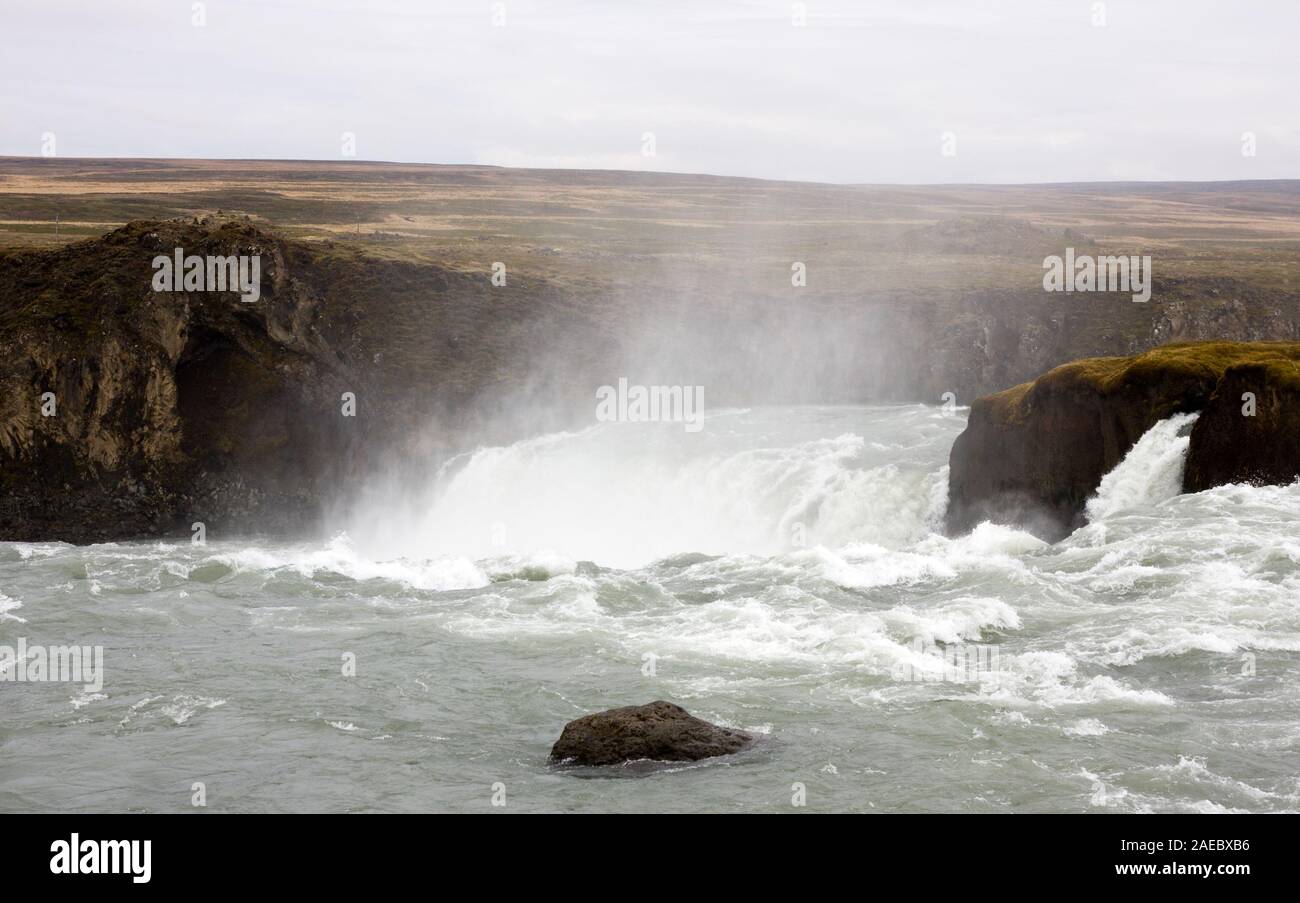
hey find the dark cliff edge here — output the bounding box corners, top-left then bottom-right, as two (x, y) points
(946, 341), (1300, 540)
(0, 220), (364, 542)
(0, 217), (634, 543)
(0, 217), (677, 542)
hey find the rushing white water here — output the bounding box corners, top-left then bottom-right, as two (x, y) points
(347, 407), (952, 569)
(3, 404), (1299, 813)
(1086, 412), (1199, 522)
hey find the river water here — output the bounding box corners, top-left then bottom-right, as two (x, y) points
(2, 405), (1297, 812)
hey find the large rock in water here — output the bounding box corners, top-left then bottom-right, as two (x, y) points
(946, 341), (1300, 540)
(549, 701), (753, 766)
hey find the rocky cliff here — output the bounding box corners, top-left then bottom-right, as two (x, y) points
(0, 220), (362, 542)
(946, 342), (1300, 539)
(0, 217), (631, 542)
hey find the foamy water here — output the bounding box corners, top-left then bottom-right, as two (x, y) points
(2, 405), (1298, 812)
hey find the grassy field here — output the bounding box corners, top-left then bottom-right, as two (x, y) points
(2, 157), (1298, 302)
(3, 157), (1298, 417)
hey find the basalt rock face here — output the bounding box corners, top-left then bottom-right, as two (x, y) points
(1184, 359), (1300, 491)
(0, 219), (362, 542)
(549, 701), (753, 767)
(945, 342), (1300, 540)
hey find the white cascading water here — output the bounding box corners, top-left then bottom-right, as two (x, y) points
(348, 407), (954, 569)
(1085, 412), (1200, 523)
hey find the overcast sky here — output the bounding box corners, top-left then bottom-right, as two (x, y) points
(3, 0), (1296, 183)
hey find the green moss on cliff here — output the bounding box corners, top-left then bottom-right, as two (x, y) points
(984, 341), (1300, 426)
(950, 340), (1300, 540)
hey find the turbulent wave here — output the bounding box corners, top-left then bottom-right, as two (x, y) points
(0, 591), (24, 623)
(214, 535), (491, 592)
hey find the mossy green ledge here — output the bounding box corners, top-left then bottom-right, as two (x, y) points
(945, 341), (1300, 540)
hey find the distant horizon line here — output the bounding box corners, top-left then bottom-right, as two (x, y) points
(2, 154), (1298, 191)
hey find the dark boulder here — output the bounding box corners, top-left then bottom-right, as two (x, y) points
(549, 701), (752, 767)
